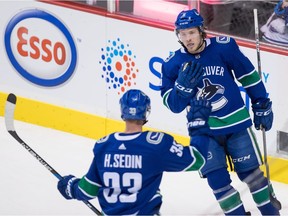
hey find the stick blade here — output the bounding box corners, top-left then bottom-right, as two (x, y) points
(5, 93), (17, 132)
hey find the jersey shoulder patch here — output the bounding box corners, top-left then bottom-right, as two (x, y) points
(96, 134), (110, 144)
(216, 36), (230, 44)
(146, 131), (165, 145)
(164, 51), (175, 63)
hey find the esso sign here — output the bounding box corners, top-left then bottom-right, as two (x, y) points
(17, 26), (66, 65)
(5, 9), (77, 87)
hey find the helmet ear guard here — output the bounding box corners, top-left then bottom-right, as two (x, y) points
(199, 26), (204, 33)
(119, 89), (151, 122)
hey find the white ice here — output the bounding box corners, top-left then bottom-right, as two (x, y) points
(0, 117), (287, 215)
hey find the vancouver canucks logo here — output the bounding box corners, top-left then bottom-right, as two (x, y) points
(216, 36), (230, 44)
(164, 51), (175, 63)
(197, 78), (227, 111)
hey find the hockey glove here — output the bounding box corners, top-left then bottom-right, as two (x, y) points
(57, 175), (79, 200)
(252, 98), (273, 131)
(187, 98), (212, 136)
(175, 61), (204, 98)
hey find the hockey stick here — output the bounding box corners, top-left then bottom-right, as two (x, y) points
(4, 93), (101, 215)
(253, 9), (281, 210)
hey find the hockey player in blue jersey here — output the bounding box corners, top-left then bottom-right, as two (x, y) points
(160, 9), (281, 215)
(57, 89), (212, 215)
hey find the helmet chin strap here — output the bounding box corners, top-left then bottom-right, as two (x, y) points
(194, 38), (205, 53)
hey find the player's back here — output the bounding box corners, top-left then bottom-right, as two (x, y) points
(92, 130), (195, 215)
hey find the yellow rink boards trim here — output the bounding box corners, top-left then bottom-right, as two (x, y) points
(0, 92), (287, 184)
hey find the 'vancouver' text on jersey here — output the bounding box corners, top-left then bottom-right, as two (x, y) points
(161, 36), (267, 135)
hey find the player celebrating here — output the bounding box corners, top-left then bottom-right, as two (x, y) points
(57, 89), (212, 215)
(160, 9), (281, 215)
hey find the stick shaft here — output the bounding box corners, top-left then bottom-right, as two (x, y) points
(253, 8), (270, 182)
(254, 9), (262, 79)
(5, 93), (101, 215)
(253, 11), (282, 210)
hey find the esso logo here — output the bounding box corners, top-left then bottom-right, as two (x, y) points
(4, 9), (77, 87)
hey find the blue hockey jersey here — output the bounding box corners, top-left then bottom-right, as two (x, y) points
(161, 36), (268, 135)
(71, 131), (207, 215)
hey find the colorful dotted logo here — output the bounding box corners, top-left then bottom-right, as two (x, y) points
(99, 38), (139, 94)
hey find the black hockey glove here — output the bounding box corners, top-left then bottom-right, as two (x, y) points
(252, 98), (273, 131)
(187, 98), (212, 136)
(175, 61), (204, 98)
(57, 175), (79, 200)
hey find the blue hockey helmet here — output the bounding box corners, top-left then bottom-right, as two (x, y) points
(120, 89), (151, 121)
(175, 9), (204, 31)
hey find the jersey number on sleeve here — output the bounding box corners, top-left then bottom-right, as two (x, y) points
(103, 172), (142, 203)
(169, 141), (184, 157)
